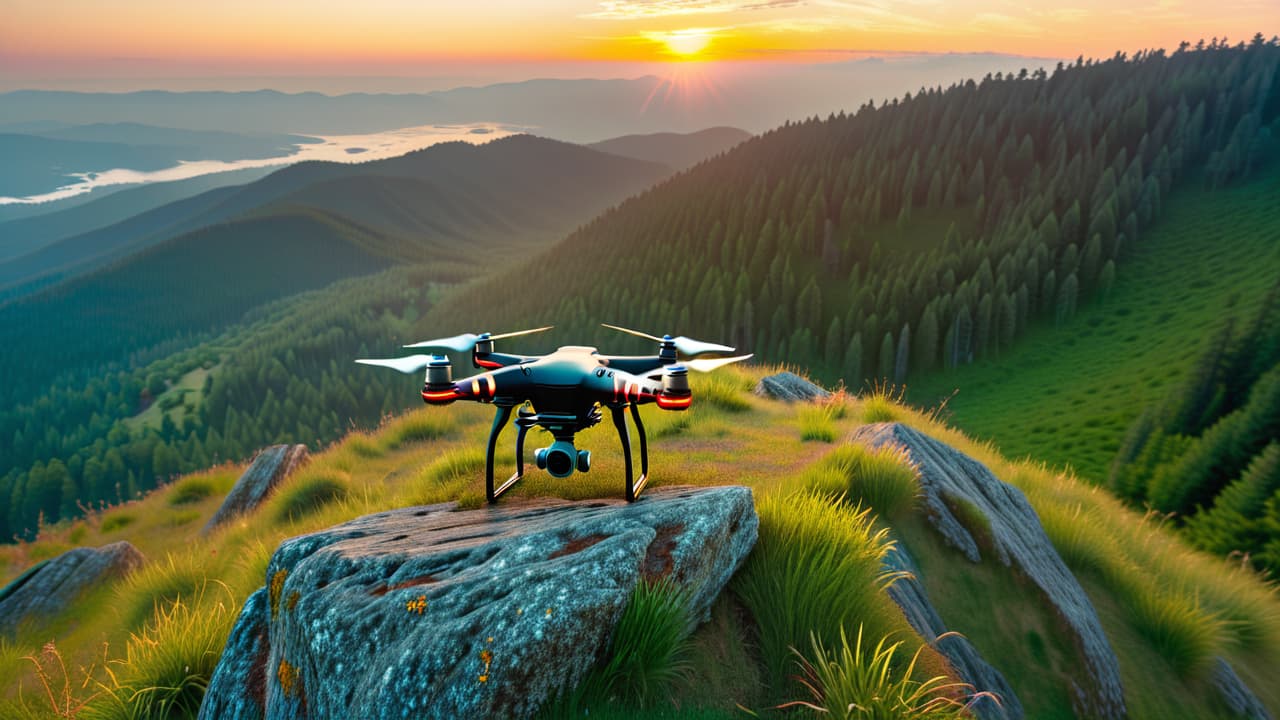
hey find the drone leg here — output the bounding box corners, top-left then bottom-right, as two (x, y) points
(485, 405), (514, 504)
(610, 405), (637, 502)
(490, 422), (528, 501)
(628, 402), (649, 500)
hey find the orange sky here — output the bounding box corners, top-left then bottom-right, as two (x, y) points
(2, 0), (1276, 89)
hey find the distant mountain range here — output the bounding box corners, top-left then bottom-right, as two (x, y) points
(0, 54), (1053, 141)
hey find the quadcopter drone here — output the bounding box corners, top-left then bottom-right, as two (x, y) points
(356, 324), (751, 503)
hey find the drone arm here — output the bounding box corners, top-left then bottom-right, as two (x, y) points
(472, 350), (535, 370)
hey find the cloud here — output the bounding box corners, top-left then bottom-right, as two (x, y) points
(585, 0), (802, 20)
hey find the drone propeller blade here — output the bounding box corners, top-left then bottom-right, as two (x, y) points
(404, 326), (553, 352)
(403, 333), (479, 352)
(674, 337), (735, 357)
(684, 354), (754, 373)
(488, 325), (554, 341)
(355, 355), (438, 374)
(601, 323), (663, 343)
(600, 323), (735, 357)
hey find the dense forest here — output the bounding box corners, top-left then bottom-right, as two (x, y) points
(1111, 280), (1280, 568)
(3, 40), (1277, 543)
(0, 268), (431, 540)
(427, 39), (1280, 388)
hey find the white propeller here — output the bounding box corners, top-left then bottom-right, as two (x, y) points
(355, 355), (439, 374)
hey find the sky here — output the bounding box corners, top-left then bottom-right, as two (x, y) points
(2, 0), (1276, 93)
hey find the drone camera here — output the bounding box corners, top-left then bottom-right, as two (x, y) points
(535, 440), (590, 478)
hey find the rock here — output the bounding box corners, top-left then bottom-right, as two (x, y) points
(883, 544), (1023, 720)
(1211, 657), (1273, 720)
(0, 541), (144, 637)
(851, 423), (1126, 720)
(753, 371), (831, 402)
(199, 486), (758, 720)
(205, 444), (309, 533)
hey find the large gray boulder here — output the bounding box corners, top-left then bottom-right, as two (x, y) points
(884, 544), (1023, 720)
(0, 541), (144, 637)
(199, 486), (758, 720)
(753, 371), (831, 402)
(205, 444), (308, 533)
(852, 423), (1126, 720)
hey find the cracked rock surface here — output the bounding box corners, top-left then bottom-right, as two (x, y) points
(199, 485), (758, 720)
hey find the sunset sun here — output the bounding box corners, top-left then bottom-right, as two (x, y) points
(654, 28), (714, 58)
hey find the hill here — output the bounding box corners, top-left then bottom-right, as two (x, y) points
(0, 166), (276, 265)
(1, 368), (1275, 719)
(908, 163), (1280, 483)
(419, 42), (1280, 400)
(0, 136), (671, 539)
(0, 135), (669, 301)
(587, 127), (752, 171)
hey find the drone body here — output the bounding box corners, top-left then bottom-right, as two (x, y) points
(357, 325), (750, 503)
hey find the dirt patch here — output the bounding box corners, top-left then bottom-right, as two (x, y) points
(368, 574), (440, 596)
(640, 523), (684, 581)
(548, 533), (608, 560)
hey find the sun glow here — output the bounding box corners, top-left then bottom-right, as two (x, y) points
(651, 28), (715, 58)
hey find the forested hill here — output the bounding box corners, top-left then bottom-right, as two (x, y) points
(423, 40), (1280, 385)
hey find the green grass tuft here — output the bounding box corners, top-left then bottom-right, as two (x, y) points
(381, 410), (455, 450)
(797, 403), (838, 442)
(165, 476), (217, 506)
(540, 578), (693, 716)
(805, 444), (920, 519)
(788, 625), (971, 719)
(731, 490), (906, 698)
(99, 512), (136, 533)
(691, 372), (752, 413)
(116, 553), (209, 631)
(271, 470), (351, 524)
(93, 583), (238, 719)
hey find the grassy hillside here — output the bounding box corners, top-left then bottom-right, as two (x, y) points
(1, 366), (1275, 719)
(909, 164), (1280, 483)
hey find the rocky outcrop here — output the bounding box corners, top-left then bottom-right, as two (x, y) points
(199, 486), (758, 720)
(852, 423), (1126, 720)
(883, 544), (1023, 720)
(205, 444), (309, 533)
(1211, 657), (1273, 720)
(753, 371), (831, 402)
(0, 541), (144, 637)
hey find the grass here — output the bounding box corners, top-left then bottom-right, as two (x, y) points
(798, 403), (838, 442)
(268, 469), (351, 524)
(542, 578), (694, 716)
(787, 625), (971, 719)
(804, 444), (920, 520)
(116, 552), (212, 631)
(909, 165), (1280, 483)
(3, 366), (1279, 719)
(730, 490), (911, 699)
(93, 583), (238, 720)
(165, 476), (218, 506)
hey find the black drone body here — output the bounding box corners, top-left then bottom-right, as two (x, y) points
(357, 325), (751, 503)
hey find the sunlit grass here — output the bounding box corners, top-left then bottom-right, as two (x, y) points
(116, 551), (212, 631)
(731, 490), (909, 699)
(797, 403), (838, 442)
(93, 582), (237, 720)
(804, 444), (920, 520)
(788, 625), (971, 719)
(268, 469), (351, 525)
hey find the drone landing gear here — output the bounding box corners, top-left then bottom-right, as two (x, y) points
(482, 402), (652, 504)
(610, 403), (650, 502)
(484, 404), (524, 503)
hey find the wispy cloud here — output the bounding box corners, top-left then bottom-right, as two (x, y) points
(585, 0), (802, 20)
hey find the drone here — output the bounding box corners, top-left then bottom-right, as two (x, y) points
(355, 324), (751, 503)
